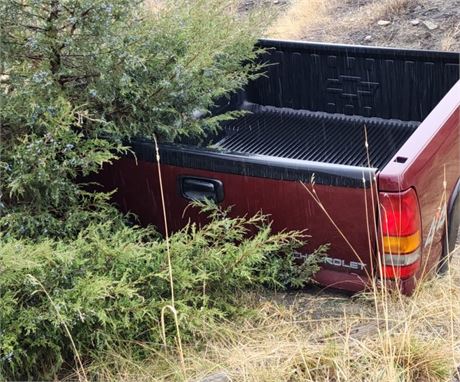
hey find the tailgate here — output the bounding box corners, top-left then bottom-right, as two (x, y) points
(98, 141), (380, 292)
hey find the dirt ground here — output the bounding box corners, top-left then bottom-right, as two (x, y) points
(267, 0), (460, 51)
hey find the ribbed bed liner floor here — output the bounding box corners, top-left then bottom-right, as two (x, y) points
(214, 105), (419, 170)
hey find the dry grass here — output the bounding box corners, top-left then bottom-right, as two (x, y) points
(266, 0), (460, 52)
(144, 0), (164, 13)
(266, 0), (415, 41)
(267, 0), (337, 40)
(87, 246), (460, 381)
(379, 0), (414, 18)
(336, 0), (414, 23)
(441, 22), (460, 51)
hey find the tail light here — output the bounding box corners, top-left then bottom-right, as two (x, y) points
(379, 188), (422, 279)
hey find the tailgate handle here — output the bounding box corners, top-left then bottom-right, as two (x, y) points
(179, 176), (224, 203)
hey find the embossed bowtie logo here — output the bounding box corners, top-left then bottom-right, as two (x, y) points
(327, 75), (380, 99)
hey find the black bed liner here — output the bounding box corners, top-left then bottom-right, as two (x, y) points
(213, 103), (419, 170)
(131, 40), (458, 188)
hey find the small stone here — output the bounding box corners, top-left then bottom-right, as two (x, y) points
(364, 35), (372, 41)
(377, 20), (391, 26)
(410, 19), (420, 26)
(200, 372), (231, 382)
(273, 0), (280, 3)
(423, 20), (438, 30)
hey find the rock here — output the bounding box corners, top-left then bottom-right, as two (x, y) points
(410, 19), (420, 26)
(200, 372), (231, 382)
(364, 35), (372, 41)
(377, 20), (391, 26)
(423, 20), (438, 30)
(273, 0), (280, 3)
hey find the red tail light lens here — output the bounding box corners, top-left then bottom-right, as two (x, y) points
(380, 188), (421, 237)
(379, 188), (422, 280)
(382, 260), (421, 279)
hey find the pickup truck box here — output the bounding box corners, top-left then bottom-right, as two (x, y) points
(96, 39), (460, 295)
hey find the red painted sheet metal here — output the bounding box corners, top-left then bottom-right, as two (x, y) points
(379, 81), (460, 191)
(97, 159), (380, 292)
(379, 80), (460, 281)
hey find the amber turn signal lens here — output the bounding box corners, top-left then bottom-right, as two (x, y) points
(382, 231), (422, 254)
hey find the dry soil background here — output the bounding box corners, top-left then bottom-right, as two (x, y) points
(265, 0), (460, 51)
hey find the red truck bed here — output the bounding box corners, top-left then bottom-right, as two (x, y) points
(96, 40), (460, 294)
